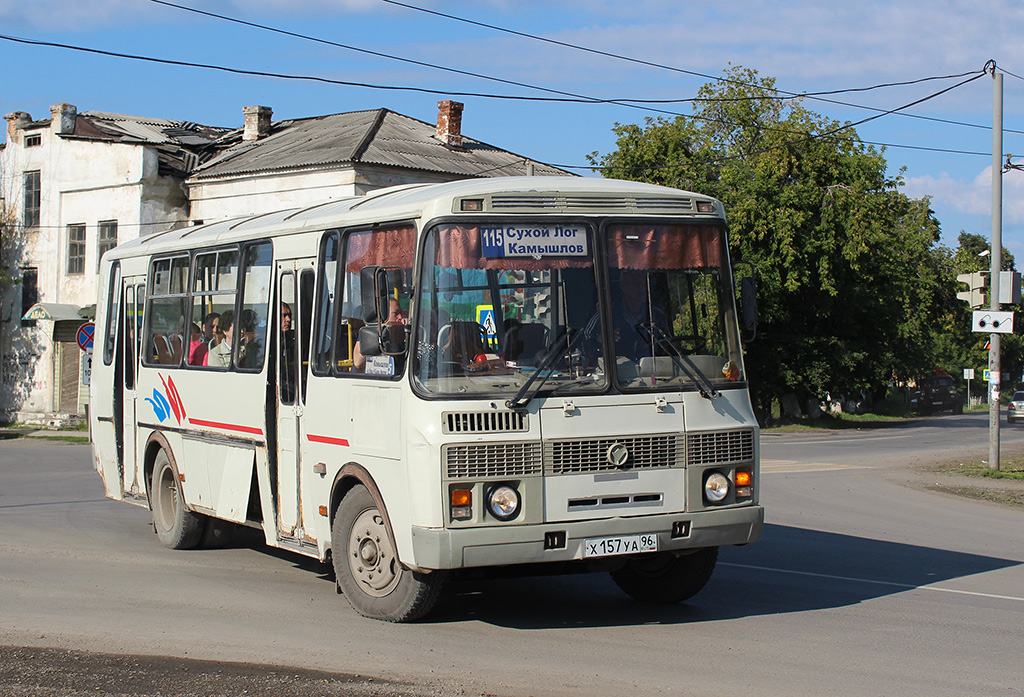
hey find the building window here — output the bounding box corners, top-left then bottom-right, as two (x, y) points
(67, 224), (86, 275)
(21, 267), (38, 328)
(23, 171), (40, 228)
(24, 134), (41, 147)
(98, 220), (118, 270)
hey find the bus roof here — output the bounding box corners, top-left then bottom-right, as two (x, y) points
(105, 177), (723, 261)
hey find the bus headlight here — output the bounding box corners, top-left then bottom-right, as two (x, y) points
(703, 471), (730, 504)
(487, 485), (521, 521)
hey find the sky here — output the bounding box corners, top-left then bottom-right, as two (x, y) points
(2, 0), (1024, 259)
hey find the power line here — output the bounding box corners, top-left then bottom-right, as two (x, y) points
(583, 72), (989, 173)
(0, 33), (994, 161)
(379, 0), (1018, 135)
(152, 0), (1012, 136)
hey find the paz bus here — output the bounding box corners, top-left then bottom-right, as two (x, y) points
(90, 176), (763, 621)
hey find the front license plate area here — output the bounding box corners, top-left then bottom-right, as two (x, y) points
(583, 533), (658, 558)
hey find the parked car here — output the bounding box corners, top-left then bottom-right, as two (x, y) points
(911, 375), (964, 415)
(1007, 391), (1024, 424)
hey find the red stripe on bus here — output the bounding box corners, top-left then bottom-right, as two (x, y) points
(307, 434), (350, 447)
(188, 418), (264, 436)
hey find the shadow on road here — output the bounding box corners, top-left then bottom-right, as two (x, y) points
(418, 523), (1021, 628)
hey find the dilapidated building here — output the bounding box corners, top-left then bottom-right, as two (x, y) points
(0, 100), (568, 422)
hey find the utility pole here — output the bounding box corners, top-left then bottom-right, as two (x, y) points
(989, 63), (1003, 472)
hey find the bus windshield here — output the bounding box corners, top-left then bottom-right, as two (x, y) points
(414, 223), (605, 397)
(413, 221), (744, 397)
(607, 223), (744, 391)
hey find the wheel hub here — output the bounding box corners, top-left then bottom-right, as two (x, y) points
(347, 509), (400, 597)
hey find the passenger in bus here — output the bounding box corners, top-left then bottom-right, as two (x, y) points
(238, 309), (261, 369)
(207, 310), (234, 368)
(280, 302), (296, 401)
(190, 312), (219, 366)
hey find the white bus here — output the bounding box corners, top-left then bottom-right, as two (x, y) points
(90, 176), (763, 621)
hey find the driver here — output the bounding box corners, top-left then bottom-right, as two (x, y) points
(611, 271), (669, 360)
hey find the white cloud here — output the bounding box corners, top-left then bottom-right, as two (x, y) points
(905, 166), (1024, 226)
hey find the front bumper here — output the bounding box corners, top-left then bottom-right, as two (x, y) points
(409, 505), (764, 570)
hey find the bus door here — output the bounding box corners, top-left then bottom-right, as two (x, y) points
(119, 277), (146, 499)
(275, 261), (315, 540)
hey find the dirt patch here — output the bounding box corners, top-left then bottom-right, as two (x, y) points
(903, 456), (1024, 509)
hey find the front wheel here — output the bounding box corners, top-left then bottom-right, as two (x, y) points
(150, 449), (203, 550)
(331, 485), (443, 622)
(610, 547), (718, 604)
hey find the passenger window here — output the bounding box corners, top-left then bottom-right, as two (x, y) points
(337, 226), (414, 377)
(143, 256), (190, 367)
(313, 233), (339, 375)
(236, 242), (273, 371)
(102, 262), (121, 366)
(188, 248), (238, 369)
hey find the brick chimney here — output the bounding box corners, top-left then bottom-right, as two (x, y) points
(50, 103), (77, 135)
(436, 100), (464, 148)
(5, 111), (32, 142)
(243, 105), (273, 141)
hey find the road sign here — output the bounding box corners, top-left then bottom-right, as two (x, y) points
(972, 310), (1014, 333)
(964, 368), (975, 379)
(476, 305), (497, 341)
(76, 322), (95, 352)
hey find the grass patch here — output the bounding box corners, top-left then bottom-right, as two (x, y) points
(764, 412), (915, 432)
(0, 432), (90, 444)
(931, 459), (1024, 481)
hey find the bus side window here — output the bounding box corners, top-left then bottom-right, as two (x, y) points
(143, 255), (189, 368)
(338, 225), (414, 377)
(313, 232), (339, 375)
(236, 242), (273, 371)
(102, 262), (121, 366)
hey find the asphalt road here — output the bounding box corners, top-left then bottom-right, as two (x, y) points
(1, 414), (1022, 697)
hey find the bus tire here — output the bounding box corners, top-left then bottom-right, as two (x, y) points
(610, 547), (718, 604)
(331, 485), (442, 622)
(150, 449), (204, 550)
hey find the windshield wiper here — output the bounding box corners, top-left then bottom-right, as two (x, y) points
(505, 328), (585, 410)
(636, 323), (720, 400)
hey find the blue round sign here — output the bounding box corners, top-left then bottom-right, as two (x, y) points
(77, 322), (95, 352)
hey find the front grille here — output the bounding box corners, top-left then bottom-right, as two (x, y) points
(444, 442), (543, 479)
(443, 410), (527, 434)
(443, 429), (753, 479)
(544, 434), (684, 475)
(686, 429), (754, 466)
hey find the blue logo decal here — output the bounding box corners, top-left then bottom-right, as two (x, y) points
(145, 389), (172, 422)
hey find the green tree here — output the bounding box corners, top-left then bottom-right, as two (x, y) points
(590, 66), (947, 420)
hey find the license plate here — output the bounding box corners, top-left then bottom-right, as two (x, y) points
(583, 533), (658, 558)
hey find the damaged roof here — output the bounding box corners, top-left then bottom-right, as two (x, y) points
(190, 108), (571, 181)
(64, 112), (229, 177)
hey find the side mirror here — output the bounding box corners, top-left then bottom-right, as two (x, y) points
(359, 265), (408, 356)
(740, 275), (757, 342)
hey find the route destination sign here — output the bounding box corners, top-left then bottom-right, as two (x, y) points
(481, 224), (587, 258)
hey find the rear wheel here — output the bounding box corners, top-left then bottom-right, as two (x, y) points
(331, 485), (443, 622)
(610, 547), (718, 604)
(150, 449), (203, 550)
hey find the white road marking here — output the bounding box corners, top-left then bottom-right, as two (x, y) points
(761, 459), (872, 473)
(721, 562), (1024, 603)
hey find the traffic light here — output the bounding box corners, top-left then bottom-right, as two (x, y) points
(956, 272), (987, 309)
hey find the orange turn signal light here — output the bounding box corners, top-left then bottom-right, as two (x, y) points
(451, 489), (472, 507)
(735, 470), (751, 487)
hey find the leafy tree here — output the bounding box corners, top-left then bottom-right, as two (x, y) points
(590, 66), (948, 421)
